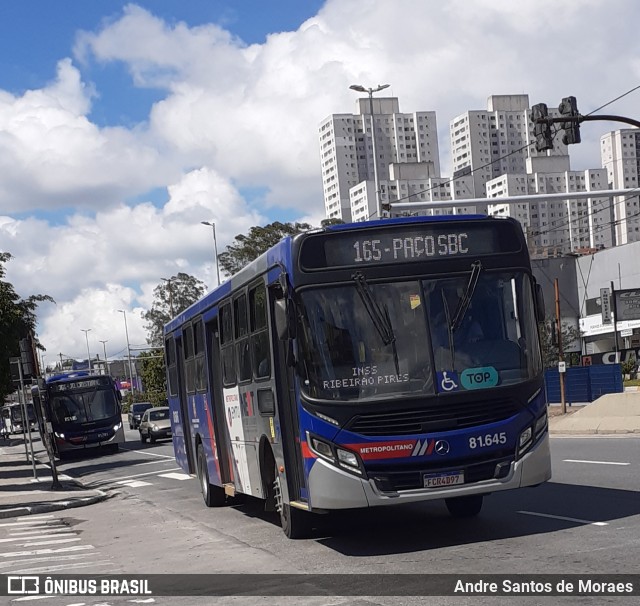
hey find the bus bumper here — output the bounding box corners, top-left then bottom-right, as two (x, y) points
(307, 433), (551, 510)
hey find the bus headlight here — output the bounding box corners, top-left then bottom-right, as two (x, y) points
(534, 411), (548, 436)
(113, 422), (122, 432)
(336, 448), (362, 474)
(309, 436), (334, 461)
(54, 432), (65, 439)
(152, 424), (159, 431)
(518, 426), (532, 455)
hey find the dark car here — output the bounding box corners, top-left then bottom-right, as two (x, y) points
(139, 406), (172, 443)
(128, 402), (154, 430)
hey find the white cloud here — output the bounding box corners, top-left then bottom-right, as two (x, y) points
(3, 0), (640, 361)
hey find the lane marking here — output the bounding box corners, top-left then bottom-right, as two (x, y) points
(20, 538), (82, 548)
(518, 510), (608, 526)
(0, 532), (75, 543)
(117, 480), (153, 488)
(92, 467), (181, 485)
(119, 446), (175, 459)
(10, 528), (73, 537)
(10, 560), (116, 574)
(563, 459), (630, 466)
(10, 597), (53, 602)
(0, 554), (90, 569)
(0, 521), (61, 528)
(17, 515), (54, 521)
(1, 544), (95, 558)
(157, 472), (192, 481)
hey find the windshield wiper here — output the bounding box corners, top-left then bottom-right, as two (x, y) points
(352, 271), (399, 374)
(442, 260), (483, 369)
(451, 260), (483, 332)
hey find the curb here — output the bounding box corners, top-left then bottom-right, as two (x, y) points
(0, 491), (110, 520)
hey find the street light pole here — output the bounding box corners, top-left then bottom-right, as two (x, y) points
(99, 340), (109, 376)
(118, 310), (135, 397)
(201, 221), (221, 286)
(350, 83), (390, 219)
(81, 328), (92, 373)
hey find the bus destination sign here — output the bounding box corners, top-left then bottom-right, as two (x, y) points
(51, 377), (109, 392)
(300, 222), (521, 270)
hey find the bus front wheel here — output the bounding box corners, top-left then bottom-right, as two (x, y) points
(445, 494), (484, 518)
(273, 463), (312, 539)
(197, 445), (225, 507)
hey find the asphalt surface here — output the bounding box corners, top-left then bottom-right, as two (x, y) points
(1, 391), (639, 519)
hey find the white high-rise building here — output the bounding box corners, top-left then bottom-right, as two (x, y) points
(600, 129), (640, 245)
(487, 156), (613, 255)
(450, 95), (568, 198)
(319, 97), (440, 222)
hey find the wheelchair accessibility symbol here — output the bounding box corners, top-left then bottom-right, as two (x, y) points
(437, 371), (459, 392)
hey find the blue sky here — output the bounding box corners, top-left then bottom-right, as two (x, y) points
(2, 0), (640, 364)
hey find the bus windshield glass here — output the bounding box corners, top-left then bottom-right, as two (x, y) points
(296, 271), (542, 401)
(50, 387), (119, 426)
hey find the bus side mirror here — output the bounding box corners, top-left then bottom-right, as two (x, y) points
(274, 299), (297, 340)
(274, 300), (288, 340)
(535, 282), (545, 322)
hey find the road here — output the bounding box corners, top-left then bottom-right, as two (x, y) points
(1, 429), (639, 605)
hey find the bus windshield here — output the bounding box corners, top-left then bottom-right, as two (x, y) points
(50, 387), (119, 426)
(296, 271), (542, 401)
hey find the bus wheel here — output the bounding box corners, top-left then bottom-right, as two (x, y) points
(197, 445), (225, 507)
(445, 495), (484, 518)
(273, 463), (312, 539)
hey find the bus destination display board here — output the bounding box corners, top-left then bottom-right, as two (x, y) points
(300, 221), (522, 270)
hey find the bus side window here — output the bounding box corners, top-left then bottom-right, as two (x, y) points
(220, 303), (236, 386)
(235, 294), (251, 383)
(250, 283), (271, 379)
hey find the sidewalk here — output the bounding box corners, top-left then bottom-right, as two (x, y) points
(0, 437), (108, 520)
(548, 391), (640, 435)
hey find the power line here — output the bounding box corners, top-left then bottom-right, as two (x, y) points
(363, 85), (640, 222)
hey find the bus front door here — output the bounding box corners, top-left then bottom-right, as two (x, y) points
(176, 336), (196, 474)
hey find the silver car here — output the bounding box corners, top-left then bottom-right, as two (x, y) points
(139, 406), (172, 444)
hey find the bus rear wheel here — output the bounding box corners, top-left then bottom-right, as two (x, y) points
(197, 445), (225, 507)
(273, 463), (312, 539)
(445, 494), (484, 518)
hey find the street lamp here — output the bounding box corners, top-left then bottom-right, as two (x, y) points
(201, 221), (221, 286)
(99, 340), (109, 376)
(81, 328), (92, 373)
(350, 83), (390, 219)
(118, 310), (135, 397)
(161, 277), (175, 316)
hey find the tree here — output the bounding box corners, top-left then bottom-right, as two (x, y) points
(539, 320), (581, 369)
(142, 273), (207, 346)
(0, 252), (54, 400)
(138, 349), (167, 406)
(218, 221), (312, 276)
(320, 218), (345, 227)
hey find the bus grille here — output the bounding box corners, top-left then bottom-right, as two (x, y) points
(369, 454), (514, 492)
(346, 399), (520, 436)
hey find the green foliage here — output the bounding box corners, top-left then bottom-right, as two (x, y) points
(320, 218), (345, 227)
(142, 273), (206, 346)
(138, 349), (167, 406)
(0, 252), (54, 401)
(621, 356), (636, 376)
(538, 320), (581, 369)
(217, 221), (313, 276)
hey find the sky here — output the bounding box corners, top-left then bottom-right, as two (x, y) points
(2, 0), (640, 369)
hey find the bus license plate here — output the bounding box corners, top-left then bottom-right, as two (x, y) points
(423, 471), (464, 488)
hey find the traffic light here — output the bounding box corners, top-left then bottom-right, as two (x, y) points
(530, 103), (553, 151)
(19, 337), (36, 378)
(558, 96), (581, 145)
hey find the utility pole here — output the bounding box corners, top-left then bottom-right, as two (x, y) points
(554, 278), (566, 414)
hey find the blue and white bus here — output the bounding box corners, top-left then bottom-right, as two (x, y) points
(165, 215), (550, 538)
(32, 372), (125, 457)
